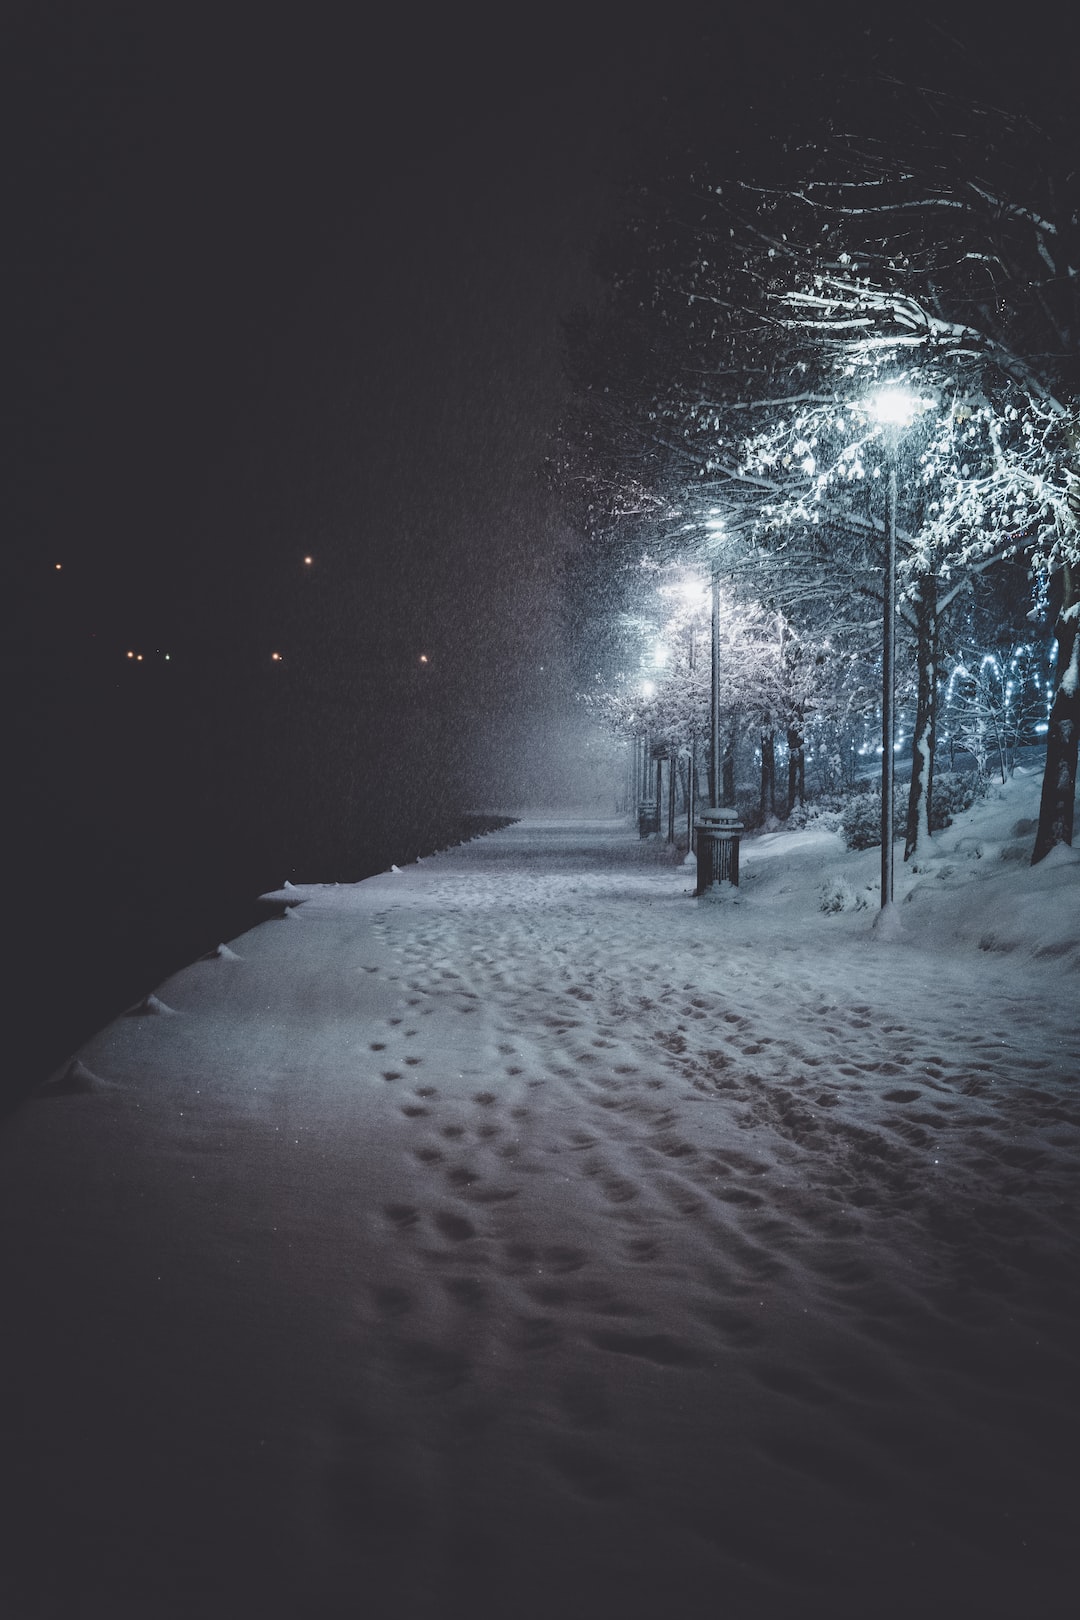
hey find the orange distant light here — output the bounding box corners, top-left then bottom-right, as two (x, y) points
(127, 650), (135, 659)
(271, 651), (283, 662)
(303, 555), (313, 565)
(419, 653), (429, 664)
(55, 563), (62, 570)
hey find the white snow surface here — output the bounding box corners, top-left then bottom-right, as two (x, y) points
(2, 770), (1078, 1619)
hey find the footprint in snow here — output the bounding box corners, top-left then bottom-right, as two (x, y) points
(371, 1284), (412, 1317)
(433, 1210), (476, 1242)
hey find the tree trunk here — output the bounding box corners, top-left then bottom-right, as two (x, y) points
(905, 577), (938, 862)
(722, 714), (737, 808)
(667, 754), (676, 843)
(1033, 561), (1079, 864)
(785, 724), (805, 817)
(759, 718), (776, 820)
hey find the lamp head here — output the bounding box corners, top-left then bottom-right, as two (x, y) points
(868, 387), (930, 428)
(660, 574), (709, 609)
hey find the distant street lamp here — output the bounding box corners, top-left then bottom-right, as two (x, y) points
(868, 387), (927, 910)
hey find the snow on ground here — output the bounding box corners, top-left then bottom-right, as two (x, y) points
(1, 770), (1078, 1620)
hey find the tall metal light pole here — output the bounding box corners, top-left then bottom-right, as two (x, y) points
(711, 565), (721, 808)
(881, 450), (898, 908)
(869, 387), (924, 912)
(687, 626), (697, 846)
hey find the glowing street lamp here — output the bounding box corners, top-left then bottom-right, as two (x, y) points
(705, 518), (726, 811)
(868, 387), (927, 910)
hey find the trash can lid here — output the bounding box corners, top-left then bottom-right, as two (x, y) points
(697, 806), (743, 828)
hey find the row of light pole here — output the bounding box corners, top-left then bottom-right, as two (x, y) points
(633, 387), (918, 901)
(694, 387), (923, 911)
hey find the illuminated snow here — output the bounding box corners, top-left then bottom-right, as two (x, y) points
(1, 774), (1077, 1619)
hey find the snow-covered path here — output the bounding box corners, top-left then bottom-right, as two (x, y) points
(2, 807), (1077, 1619)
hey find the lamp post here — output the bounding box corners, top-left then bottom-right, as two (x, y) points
(881, 448), (898, 908)
(703, 517), (727, 810)
(695, 521), (743, 893)
(662, 570), (709, 837)
(868, 387), (925, 911)
(687, 624), (696, 847)
(711, 564), (721, 808)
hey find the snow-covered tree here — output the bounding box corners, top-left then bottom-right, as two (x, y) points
(581, 563), (828, 822)
(711, 389), (1055, 854)
(942, 642), (1049, 782)
(701, 72), (1079, 858)
(556, 49), (1078, 859)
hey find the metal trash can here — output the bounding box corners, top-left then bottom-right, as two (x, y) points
(638, 799), (661, 839)
(695, 806), (743, 892)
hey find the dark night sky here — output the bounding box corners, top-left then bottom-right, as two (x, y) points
(5, 9), (676, 675)
(4, 5), (850, 707)
(3, 4), (973, 732)
(7, 7), (609, 684)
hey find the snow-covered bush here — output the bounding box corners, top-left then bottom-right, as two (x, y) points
(819, 876), (869, 913)
(839, 773), (988, 849)
(930, 770), (989, 830)
(784, 798), (844, 833)
(840, 787), (907, 851)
